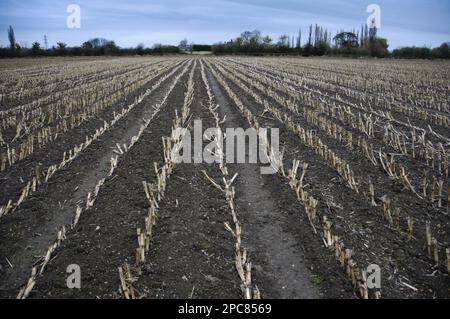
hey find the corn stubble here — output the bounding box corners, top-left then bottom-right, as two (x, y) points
(118, 61), (196, 299)
(4, 56), (449, 300)
(207, 57), (450, 293)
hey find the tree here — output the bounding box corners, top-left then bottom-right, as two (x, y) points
(192, 44), (212, 52)
(233, 37), (243, 54)
(31, 42), (41, 56)
(136, 43), (145, 56)
(278, 35), (289, 48)
(360, 25), (365, 47)
(262, 36), (272, 48)
(14, 43), (22, 57)
(241, 31), (252, 44)
(82, 41), (93, 50)
(333, 32), (359, 50)
(103, 41), (119, 55)
(240, 30), (261, 44)
(363, 26), (389, 58)
(7, 25), (16, 53)
(87, 38), (109, 49)
(179, 38), (189, 51)
(81, 38), (118, 55)
(248, 37), (259, 52)
(364, 25), (369, 43)
(368, 37), (389, 57)
(432, 42), (450, 59)
(56, 42), (67, 55)
(297, 28), (302, 49)
(308, 25), (313, 46)
(81, 41), (94, 55)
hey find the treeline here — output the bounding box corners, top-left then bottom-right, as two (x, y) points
(2, 24), (449, 59)
(212, 25), (389, 57)
(192, 44), (212, 52)
(1, 26), (181, 58)
(0, 39), (181, 58)
(213, 25), (449, 59)
(392, 43), (450, 59)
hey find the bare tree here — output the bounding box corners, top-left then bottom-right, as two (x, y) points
(297, 28), (302, 48)
(31, 42), (41, 56)
(308, 25), (313, 46)
(7, 25), (16, 51)
(278, 35), (289, 47)
(179, 38), (189, 51)
(241, 30), (262, 45)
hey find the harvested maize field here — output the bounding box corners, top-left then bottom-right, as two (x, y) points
(0, 56), (449, 299)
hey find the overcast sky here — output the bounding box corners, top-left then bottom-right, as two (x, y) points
(0, 0), (449, 49)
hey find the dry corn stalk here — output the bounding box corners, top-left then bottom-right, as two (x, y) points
(426, 222), (432, 257)
(381, 196), (393, 225)
(431, 176), (436, 203)
(369, 180), (377, 206)
(322, 216), (333, 248)
(407, 216), (414, 240)
(394, 208), (400, 230)
(72, 206), (82, 229)
(17, 267), (38, 299)
(446, 248), (450, 274)
(359, 271), (369, 299)
(422, 171), (428, 197)
(235, 244), (254, 299)
(431, 238), (439, 268)
(437, 179), (443, 208)
(119, 263), (136, 299)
